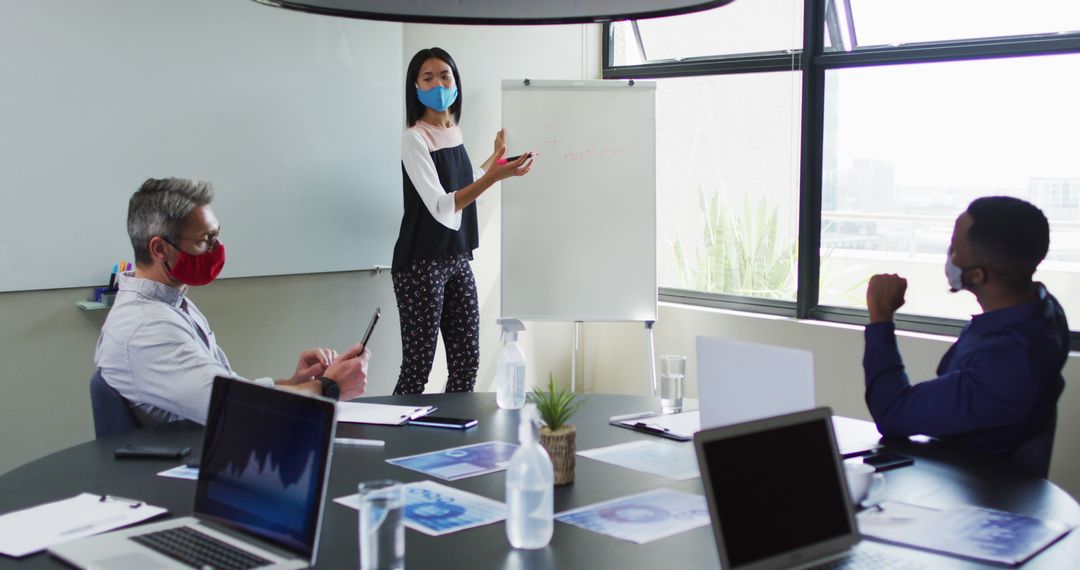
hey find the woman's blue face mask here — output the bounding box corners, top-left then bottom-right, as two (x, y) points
(417, 85), (458, 112)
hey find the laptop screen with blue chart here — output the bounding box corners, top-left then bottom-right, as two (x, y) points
(50, 376), (338, 569)
(195, 377), (337, 559)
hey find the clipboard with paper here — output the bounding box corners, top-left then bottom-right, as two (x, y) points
(336, 401), (436, 426)
(0, 493), (167, 558)
(609, 410), (700, 442)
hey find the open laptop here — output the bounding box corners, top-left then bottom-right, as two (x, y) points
(51, 376), (337, 570)
(696, 336), (815, 430)
(695, 336), (882, 457)
(693, 407), (926, 569)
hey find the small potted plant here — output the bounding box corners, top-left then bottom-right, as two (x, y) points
(528, 374), (582, 485)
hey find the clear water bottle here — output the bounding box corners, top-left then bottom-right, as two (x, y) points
(495, 319), (527, 410)
(505, 404), (553, 549)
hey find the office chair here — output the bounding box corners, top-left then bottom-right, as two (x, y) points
(89, 369), (140, 439)
(1010, 409), (1057, 479)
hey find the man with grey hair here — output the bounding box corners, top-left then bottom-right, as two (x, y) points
(95, 177), (369, 426)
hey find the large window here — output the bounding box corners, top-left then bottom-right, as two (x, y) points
(658, 73), (801, 302)
(824, 0), (1080, 52)
(605, 1), (1080, 344)
(821, 55), (1080, 321)
(610, 0), (801, 65)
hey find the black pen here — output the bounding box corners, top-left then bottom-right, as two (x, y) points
(633, 422), (669, 434)
(630, 422), (691, 441)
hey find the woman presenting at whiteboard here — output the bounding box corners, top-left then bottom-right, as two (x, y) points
(391, 47), (533, 394)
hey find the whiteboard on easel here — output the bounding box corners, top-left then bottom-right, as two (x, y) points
(500, 80), (657, 322)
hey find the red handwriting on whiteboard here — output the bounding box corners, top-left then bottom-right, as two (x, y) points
(563, 142), (636, 162)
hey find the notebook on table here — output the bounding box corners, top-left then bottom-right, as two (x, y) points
(50, 376), (337, 570)
(693, 407), (929, 569)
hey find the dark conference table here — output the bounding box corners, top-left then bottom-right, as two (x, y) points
(1, 393), (1078, 569)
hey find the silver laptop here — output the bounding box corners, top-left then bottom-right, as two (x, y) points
(693, 407), (925, 569)
(51, 376), (338, 570)
(696, 336), (815, 430)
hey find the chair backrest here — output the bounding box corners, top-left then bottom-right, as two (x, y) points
(89, 369), (139, 439)
(1011, 409), (1057, 479)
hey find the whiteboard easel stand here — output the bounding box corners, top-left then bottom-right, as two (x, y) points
(569, 320), (655, 396)
(571, 321), (582, 392)
(646, 320), (657, 396)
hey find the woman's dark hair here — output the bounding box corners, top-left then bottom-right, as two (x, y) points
(405, 47), (462, 127)
(966, 196), (1049, 286)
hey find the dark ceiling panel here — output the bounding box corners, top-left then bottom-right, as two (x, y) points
(251, 0), (736, 25)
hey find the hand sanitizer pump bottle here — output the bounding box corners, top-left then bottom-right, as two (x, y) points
(505, 404), (554, 549)
(495, 318), (527, 410)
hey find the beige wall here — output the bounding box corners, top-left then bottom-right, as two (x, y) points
(579, 302), (1080, 500)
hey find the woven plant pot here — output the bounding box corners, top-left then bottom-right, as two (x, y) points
(540, 424), (576, 485)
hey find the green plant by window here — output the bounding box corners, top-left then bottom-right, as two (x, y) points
(673, 189), (796, 299)
(528, 374), (582, 431)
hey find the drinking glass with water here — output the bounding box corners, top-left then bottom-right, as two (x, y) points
(659, 354), (686, 414)
(358, 480), (405, 570)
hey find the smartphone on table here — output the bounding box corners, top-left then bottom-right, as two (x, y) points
(862, 452), (914, 472)
(114, 443), (191, 459)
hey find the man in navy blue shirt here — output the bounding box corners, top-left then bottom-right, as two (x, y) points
(863, 196), (1068, 464)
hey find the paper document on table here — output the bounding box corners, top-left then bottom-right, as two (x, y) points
(555, 488), (710, 544)
(157, 465), (199, 480)
(387, 441), (518, 481)
(858, 501), (1073, 566)
(0, 493), (167, 558)
(579, 440), (699, 480)
(831, 416), (884, 457)
(337, 401), (436, 425)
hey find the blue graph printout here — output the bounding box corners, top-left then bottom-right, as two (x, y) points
(157, 465), (199, 480)
(333, 481), (507, 536)
(858, 501), (1074, 565)
(401, 481), (507, 535)
(555, 488), (710, 544)
(386, 441), (519, 481)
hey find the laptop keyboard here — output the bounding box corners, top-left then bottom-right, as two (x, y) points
(131, 526), (272, 570)
(811, 550), (925, 570)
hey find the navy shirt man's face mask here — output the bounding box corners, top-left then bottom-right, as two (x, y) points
(945, 252), (969, 292)
(946, 214), (986, 293)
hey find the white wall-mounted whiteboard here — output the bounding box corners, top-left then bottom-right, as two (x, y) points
(501, 80), (657, 322)
(0, 0), (402, 292)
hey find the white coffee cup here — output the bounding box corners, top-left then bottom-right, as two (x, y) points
(844, 461), (885, 506)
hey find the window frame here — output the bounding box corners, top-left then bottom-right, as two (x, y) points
(603, 2), (1080, 349)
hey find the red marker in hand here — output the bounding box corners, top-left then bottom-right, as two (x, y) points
(496, 152), (535, 165)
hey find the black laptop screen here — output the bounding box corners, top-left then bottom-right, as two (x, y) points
(701, 418), (852, 567)
(194, 379), (334, 557)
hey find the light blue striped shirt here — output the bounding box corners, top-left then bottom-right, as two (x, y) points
(94, 272), (272, 425)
